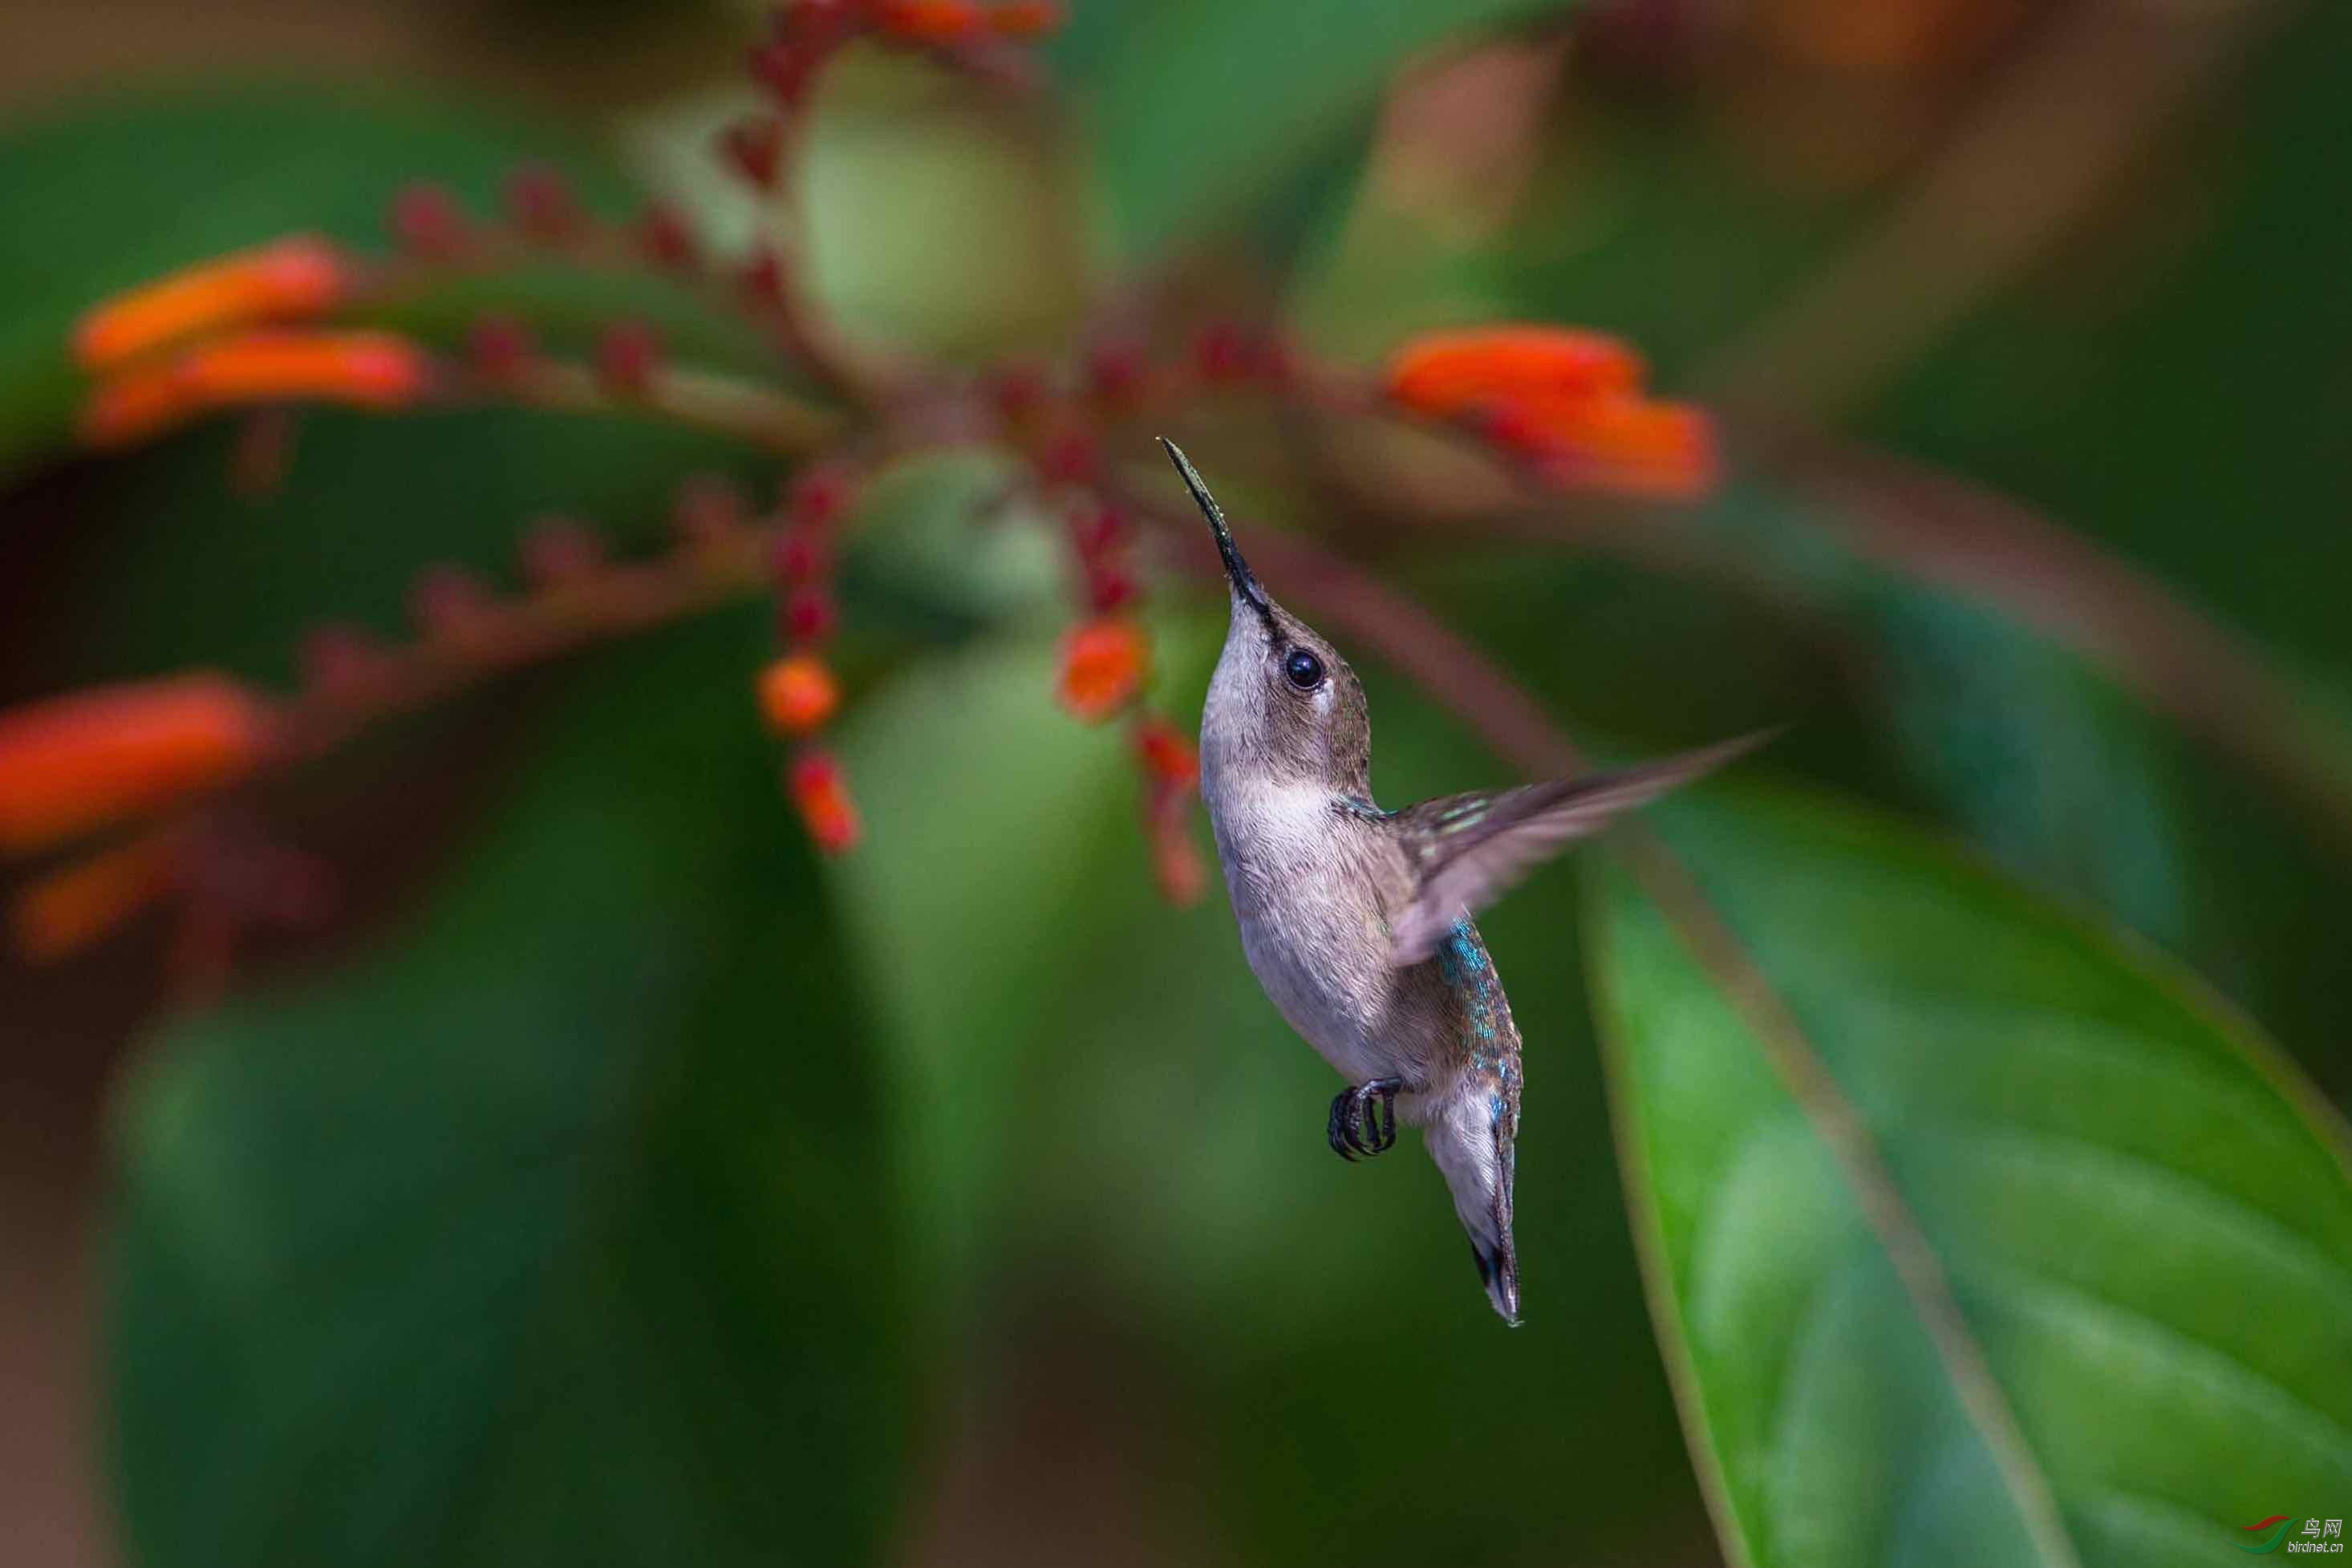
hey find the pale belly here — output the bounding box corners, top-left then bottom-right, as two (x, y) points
(1209, 788), (1406, 1085)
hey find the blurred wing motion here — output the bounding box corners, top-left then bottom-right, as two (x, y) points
(1386, 731), (1772, 965)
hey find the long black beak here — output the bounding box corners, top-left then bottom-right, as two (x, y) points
(1159, 437), (1272, 622)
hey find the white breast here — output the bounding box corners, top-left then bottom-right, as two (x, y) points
(1206, 781), (1396, 1082)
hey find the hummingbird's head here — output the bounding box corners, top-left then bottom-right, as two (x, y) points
(1160, 439), (1372, 795)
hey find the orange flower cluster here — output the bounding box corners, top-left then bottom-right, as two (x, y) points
(0, 675), (271, 854)
(71, 236), (430, 449)
(1384, 326), (1717, 500)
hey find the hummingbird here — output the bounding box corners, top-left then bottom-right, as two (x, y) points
(1160, 438), (1763, 1325)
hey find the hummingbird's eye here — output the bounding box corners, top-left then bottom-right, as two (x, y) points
(1283, 647), (1325, 691)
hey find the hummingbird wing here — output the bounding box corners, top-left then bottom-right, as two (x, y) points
(1385, 732), (1769, 965)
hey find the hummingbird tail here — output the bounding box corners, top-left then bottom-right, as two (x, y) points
(1423, 1081), (1521, 1325)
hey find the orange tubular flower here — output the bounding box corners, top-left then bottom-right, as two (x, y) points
(79, 330), (432, 448)
(1495, 393), (1719, 500)
(874, 0), (984, 45)
(787, 751), (861, 854)
(757, 654), (841, 736)
(8, 829), (182, 962)
(72, 236), (347, 375)
(1384, 326), (1646, 419)
(1056, 618), (1150, 723)
(0, 675), (270, 853)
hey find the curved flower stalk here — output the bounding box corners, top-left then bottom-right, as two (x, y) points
(1, 0), (1718, 979)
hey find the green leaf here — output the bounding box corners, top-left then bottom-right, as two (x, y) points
(1052, 0), (1576, 257)
(1592, 789), (2352, 1568)
(107, 617), (909, 1568)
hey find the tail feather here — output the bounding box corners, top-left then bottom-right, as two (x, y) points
(1425, 1083), (1521, 1325)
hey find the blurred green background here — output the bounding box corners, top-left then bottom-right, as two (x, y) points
(2, 1), (2349, 1565)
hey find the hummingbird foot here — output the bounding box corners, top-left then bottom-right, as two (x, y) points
(1327, 1077), (1404, 1161)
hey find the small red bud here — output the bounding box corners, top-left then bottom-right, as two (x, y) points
(1192, 322), (1254, 382)
(786, 748), (860, 853)
(503, 162), (585, 244)
(748, 39), (815, 106)
(519, 517), (605, 586)
(298, 624), (387, 699)
(636, 202), (699, 270)
(410, 565), (495, 638)
(594, 320), (662, 397)
(1134, 713), (1198, 788)
(1085, 563), (1139, 615)
(785, 460), (857, 529)
(987, 361), (1048, 423)
(1068, 500), (1126, 561)
(768, 524), (828, 586)
(389, 182), (471, 261)
(464, 312), (534, 383)
(1038, 430), (1097, 484)
(739, 246), (786, 308)
(757, 655), (841, 735)
(1084, 340), (1148, 404)
(719, 118), (786, 189)
(783, 585), (839, 644)
(672, 474), (747, 546)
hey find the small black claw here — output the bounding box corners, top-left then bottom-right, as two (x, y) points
(1327, 1089), (1358, 1161)
(1329, 1078), (1404, 1159)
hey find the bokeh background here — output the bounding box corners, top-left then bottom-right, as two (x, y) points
(3, 1), (2349, 1564)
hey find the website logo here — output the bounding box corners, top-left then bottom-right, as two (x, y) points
(2240, 1517), (2344, 1555)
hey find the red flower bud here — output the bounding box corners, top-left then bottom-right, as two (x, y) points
(1134, 712), (1198, 788)
(720, 117), (786, 188)
(787, 749), (861, 853)
(1085, 563), (1139, 615)
(785, 460), (857, 529)
(783, 585), (839, 644)
(388, 183), (471, 261)
(465, 312), (534, 383)
(410, 565), (496, 638)
(1056, 618), (1149, 723)
(740, 246), (786, 308)
(504, 162), (586, 244)
(636, 202), (700, 270)
(757, 654), (841, 735)
(519, 516), (605, 587)
(595, 320), (663, 397)
(768, 524), (829, 586)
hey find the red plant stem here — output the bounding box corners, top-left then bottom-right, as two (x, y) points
(273, 534), (773, 766)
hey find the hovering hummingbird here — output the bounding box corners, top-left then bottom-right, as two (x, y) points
(1160, 438), (1762, 1325)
